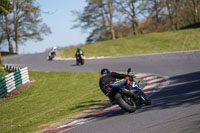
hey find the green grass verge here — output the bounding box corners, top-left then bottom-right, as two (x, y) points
(0, 71), (105, 133)
(58, 29), (200, 58)
(0, 57), (8, 78)
(0, 66), (8, 78)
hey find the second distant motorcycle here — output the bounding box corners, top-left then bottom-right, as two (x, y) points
(47, 47), (57, 61)
(75, 48), (85, 65)
(76, 54), (85, 65)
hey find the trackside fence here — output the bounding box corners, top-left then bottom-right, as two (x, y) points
(0, 67), (30, 98)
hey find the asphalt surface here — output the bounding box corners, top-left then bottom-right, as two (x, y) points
(3, 50), (200, 133)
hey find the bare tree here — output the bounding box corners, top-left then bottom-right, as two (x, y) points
(165, 0), (181, 30)
(5, 14), (14, 52)
(186, 0), (200, 23)
(72, 0), (116, 42)
(165, 0), (174, 29)
(115, 0), (139, 35)
(104, 0), (116, 39)
(73, 0), (200, 43)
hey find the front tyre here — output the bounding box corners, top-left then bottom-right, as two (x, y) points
(141, 94), (151, 105)
(143, 98), (151, 105)
(48, 56), (52, 61)
(115, 93), (136, 113)
(81, 60), (84, 65)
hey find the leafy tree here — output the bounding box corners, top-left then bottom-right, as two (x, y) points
(0, 0), (13, 52)
(0, 0), (13, 15)
(0, 0), (51, 54)
(11, 0), (51, 54)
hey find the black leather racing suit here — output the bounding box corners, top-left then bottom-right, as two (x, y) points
(99, 72), (129, 101)
(75, 49), (84, 58)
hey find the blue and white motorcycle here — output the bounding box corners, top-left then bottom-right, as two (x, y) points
(106, 68), (151, 113)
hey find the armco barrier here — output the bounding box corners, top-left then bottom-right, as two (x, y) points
(0, 67), (30, 98)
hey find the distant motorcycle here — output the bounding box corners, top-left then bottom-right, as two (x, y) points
(76, 54), (85, 65)
(106, 68), (151, 113)
(47, 51), (56, 61)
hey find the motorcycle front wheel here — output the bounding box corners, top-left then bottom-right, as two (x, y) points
(141, 94), (151, 105)
(48, 56), (53, 61)
(81, 60), (84, 65)
(115, 93), (136, 113)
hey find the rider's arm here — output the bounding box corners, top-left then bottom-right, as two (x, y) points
(110, 72), (129, 79)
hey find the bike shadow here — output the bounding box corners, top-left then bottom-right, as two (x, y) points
(139, 71), (200, 112)
(71, 64), (84, 67)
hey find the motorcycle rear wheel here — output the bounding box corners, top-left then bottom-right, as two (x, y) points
(76, 60), (79, 65)
(115, 93), (136, 113)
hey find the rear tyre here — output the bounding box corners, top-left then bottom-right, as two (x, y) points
(115, 93), (136, 113)
(76, 59), (79, 65)
(48, 56), (52, 61)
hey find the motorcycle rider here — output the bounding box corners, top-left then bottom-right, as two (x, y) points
(47, 46), (57, 60)
(49, 46), (57, 56)
(75, 48), (84, 65)
(75, 48), (84, 58)
(99, 68), (130, 105)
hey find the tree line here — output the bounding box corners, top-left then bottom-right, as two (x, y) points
(72, 0), (200, 43)
(1, 0), (199, 53)
(0, 0), (51, 54)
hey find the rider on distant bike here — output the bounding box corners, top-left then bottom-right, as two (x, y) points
(75, 48), (84, 58)
(49, 46), (57, 56)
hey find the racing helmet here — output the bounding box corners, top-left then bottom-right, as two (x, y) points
(101, 68), (110, 75)
(53, 46), (57, 50)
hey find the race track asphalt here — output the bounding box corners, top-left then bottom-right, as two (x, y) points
(3, 50), (200, 133)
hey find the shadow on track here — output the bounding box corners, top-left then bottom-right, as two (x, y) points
(71, 64), (84, 67)
(68, 99), (126, 120)
(71, 64), (78, 67)
(144, 71), (200, 111)
(134, 72), (200, 133)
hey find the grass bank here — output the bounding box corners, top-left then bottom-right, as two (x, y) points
(0, 57), (8, 78)
(0, 71), (105, 133)
(58, 29), (200, 58)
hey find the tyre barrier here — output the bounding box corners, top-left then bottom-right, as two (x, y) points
(0, 67), (30, 98)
